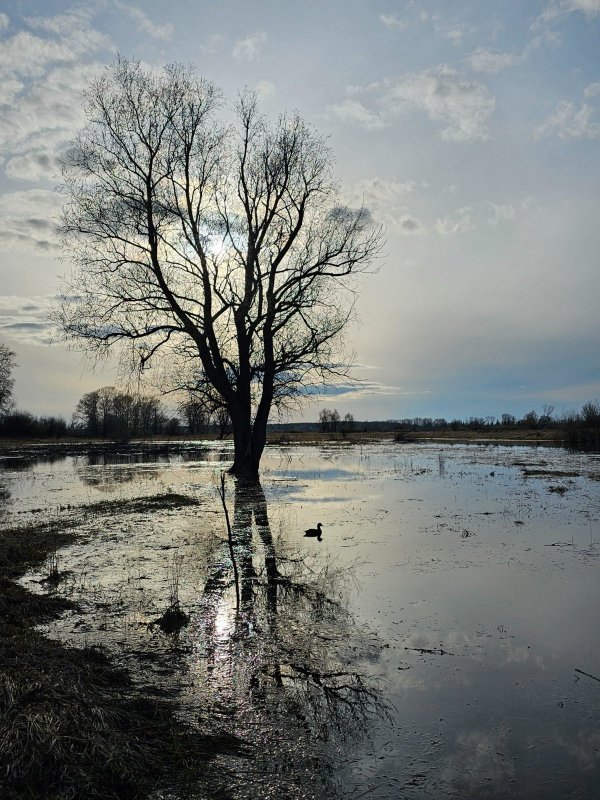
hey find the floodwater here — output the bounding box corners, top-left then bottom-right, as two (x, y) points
(2, 440), (600, 799)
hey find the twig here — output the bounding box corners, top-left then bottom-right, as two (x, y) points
(404, 646), (455, 656)
(575, 668), (600, 683)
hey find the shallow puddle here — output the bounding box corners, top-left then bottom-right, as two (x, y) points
(2, 440), (600, 798)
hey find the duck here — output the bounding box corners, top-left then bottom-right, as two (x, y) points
(304, 522), (323, 541)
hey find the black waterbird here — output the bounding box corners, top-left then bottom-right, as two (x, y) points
(304, 523), (323, 541)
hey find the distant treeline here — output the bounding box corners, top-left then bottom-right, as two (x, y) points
(1, 392), (600, 451)
(0, 386), (229, 440)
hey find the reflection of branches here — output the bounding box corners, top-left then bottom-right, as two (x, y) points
(197, 476), (388, 761)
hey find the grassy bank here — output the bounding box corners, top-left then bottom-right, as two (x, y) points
(0, 517), (241, 800)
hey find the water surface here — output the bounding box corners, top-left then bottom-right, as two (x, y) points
(2, 440), (599, 798)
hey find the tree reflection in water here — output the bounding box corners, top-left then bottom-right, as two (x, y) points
(192, 477), (389, 798)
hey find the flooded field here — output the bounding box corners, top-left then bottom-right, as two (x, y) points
(2, 439), (600, 799)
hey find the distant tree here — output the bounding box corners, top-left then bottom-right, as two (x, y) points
(319, 408), (341, 434)
(501, 413), (516, 427)
(341, 412), (355, 435)
(58, 58), (383, 477)
(179, 394), (210, 435)
(73, 386), (169, 438)
(0, 343), (16, 414)
(319, 409), (329, 433)
(539, 404), (555, 428)
(581, 401), (600, 425)
(214, 406), (232, 439)
(520, 410), (539, 429)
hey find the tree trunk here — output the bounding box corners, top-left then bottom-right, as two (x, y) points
(229, 409), (265, 477)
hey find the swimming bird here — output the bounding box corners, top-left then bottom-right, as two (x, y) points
(304, 523), (323, 541)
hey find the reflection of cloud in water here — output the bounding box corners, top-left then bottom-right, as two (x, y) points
(441, 729), (515, 794)
(555, 729), (600, 771)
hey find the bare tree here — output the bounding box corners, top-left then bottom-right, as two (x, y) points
(0, 343), (16, 414)
(58, 58), (382, 476)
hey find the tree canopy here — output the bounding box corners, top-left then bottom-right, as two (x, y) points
(58, 58), (383, 475)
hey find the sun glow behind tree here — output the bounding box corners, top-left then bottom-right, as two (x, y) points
(58, 58), (383, 475)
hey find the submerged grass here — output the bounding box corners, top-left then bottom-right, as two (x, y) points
(0, 517), (243, 800)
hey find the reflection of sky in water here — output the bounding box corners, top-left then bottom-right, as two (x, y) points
(4, 440), (600, 798)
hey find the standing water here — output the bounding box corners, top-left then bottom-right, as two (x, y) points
(2, 440), (599, 799)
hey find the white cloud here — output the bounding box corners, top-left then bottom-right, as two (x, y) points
(382, 66), (495, 141)
(435, 206), (476, 236)
(0, 76), (23, 105)
(112, 2), (173, 41)
(0, 9), (111, 184)
(443, 23), (476, 47)
(199, 34), (224, 54)
(255, 80), (276, 102)
(536, 100), (600, 139)
(487, 202), (517, 227)
(0, 12), (9, 31)
(232, 31), (267, 62)
(328, 98), (386, 130)
(467, 47), (521, 74)
(538, 0), (600, 23)
(584, 81), (600, 97)
(0, 62), (102, 168)
(333, 67), (495, 141)
(379, 14), (407, 30)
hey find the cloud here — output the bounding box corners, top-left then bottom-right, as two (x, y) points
(0, 189), (61, 252)
(0, 76), (23, 105)
(0, 295), (56, 346)
(0, 13), (9, 31)
(443, 23), (476, 47)
(255, 80), (276, 102)
(536, 100), (600, 140)
(0, 10), (112, 184)
(467, 47), (521, 74)
(382, 66), (495, 141)
(232, 31), (267, 62)
(5, 149), (64, 181)
(332, 67), (495, 141)
(584, 81), (600, 97)
(328, 98), (386, 130)
(486, 202), (517, 227)
(379, 13), (407, 30)
(344, 177), (424, 233)
(314, 380), (405, 400)
(112, 2), (173, 40)
(435, 196), (531, 236)
(199, 33), (224, 54)
(537, 0), (600, 25)
(435, 206), (476, 236)
(0, 61), (104, 182)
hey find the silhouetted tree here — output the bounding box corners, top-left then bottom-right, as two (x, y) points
(58, 58), (382, 477)
(73, 386), (169, 438)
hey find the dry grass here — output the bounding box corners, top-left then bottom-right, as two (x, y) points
(0, 519), (243, 800)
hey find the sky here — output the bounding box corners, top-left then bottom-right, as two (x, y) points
(0, 0), (599, 423)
